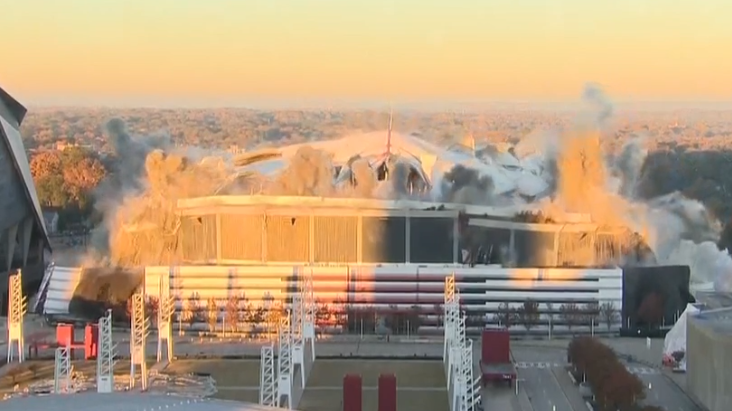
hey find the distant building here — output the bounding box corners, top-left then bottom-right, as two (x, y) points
(54, 140), (74, 151)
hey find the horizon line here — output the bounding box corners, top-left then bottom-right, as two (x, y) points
(22, 97), (732, 112)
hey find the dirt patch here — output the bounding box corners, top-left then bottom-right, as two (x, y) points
(300, 360), (447, 411)
(154, 358), (448, 410)
(0, 360), (150, 391)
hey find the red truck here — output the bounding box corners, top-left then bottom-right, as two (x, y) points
(480, 327), (517, 386)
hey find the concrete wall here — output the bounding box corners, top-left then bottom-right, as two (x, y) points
(686, 314), (732, 411)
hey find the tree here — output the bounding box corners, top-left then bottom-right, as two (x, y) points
(225, 293), (243, 333)
(545, 302), (555, 335)
(516, 299), (540, 332)
(600, 302), (618, 330)
(315, 300), (332, 326)
(62, 157), (106, 206)
(207, 297), (219, 333)
(567, 336), (645, 410)
(36, 174), (68, 208)
(182, 292), (201, 330)
(582, 302), (600, 330)
(30, 150), (62, 180)
(493, 302), (516, 327)
(247, 305), (267, 337)
(434, 303), (444, 328)
(637, 292), (665, 327)
(30, 147), (107, 220)
(146, 296), (160, 327)
(265, 302), (283, 337)
(560, 303), (581, 333)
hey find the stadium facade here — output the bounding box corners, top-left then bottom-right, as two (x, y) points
(38, 195), (694, 334)
(169, 195), (644, 267)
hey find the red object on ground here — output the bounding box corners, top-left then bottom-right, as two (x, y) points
(343, 374), (362, 411)
(84, 324), (99, 360)
(56, 323), (75, 346)
(480, 327), (517, 385)
(378, 373), (397, 411)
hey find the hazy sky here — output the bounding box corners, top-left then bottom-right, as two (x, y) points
(2, 0), (730, 107)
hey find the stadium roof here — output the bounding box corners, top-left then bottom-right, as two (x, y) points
(0, 85), (49, 250)
(234, 131), (552, 199)
(1, 393), (294, 411)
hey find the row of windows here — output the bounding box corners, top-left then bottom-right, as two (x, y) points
(179, 215), (456, 264)
(174, 213), (638, 266)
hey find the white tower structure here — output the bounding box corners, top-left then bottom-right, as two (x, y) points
(130, 286), (149, 390)
(303, 269), (316, 360)
(291, 293), (305, 387)
(97, 310), (116, 393)
(443, 274), (478, 411)
(277, 311), (293, 409)
(443, 274), (456, 363)
(53, 344), (71, 394)
(6, 271), (26, 363)
(157, 272), (175, 362)
(259, 343), (277, 407)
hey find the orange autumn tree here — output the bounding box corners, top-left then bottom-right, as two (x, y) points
(30, 146), (106, 223)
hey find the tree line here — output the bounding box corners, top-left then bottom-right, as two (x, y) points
(568, 337), (663, 411)
(30, 147), (107, 229)
(110, 292), (625, 337)
(492, 300), (619, 333)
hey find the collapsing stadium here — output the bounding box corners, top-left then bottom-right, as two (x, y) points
(38, 194), (692, 335)
(35, 86), (719, 334)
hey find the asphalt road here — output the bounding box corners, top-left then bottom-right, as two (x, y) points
(635, 372), (702, 411)
(518, 367), (572, 411)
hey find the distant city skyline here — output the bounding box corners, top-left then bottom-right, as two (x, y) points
(3, 0), (731, 107)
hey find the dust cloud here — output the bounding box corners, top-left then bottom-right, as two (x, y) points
(74, 83), (732, 293)
(88, 120), (229, 267)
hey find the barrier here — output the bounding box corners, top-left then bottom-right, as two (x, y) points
(41, 264), (624, 333)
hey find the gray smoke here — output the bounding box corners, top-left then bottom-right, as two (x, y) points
(582, 83), (614, 125)
(440, 164), (495, 204)
(613, 137), (647, 197)
(103, 118), (171, 191)
(601, 124), (731, 291)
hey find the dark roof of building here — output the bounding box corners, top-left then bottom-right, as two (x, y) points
(0, 85), (50, 250)
(0, 86), (27, 125)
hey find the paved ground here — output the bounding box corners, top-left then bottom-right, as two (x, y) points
(509, 339), (694, 411)
(634, 370), (702, 411)
(1, 332), (704, 411)
(518, 367), (572, 411)
(511, 346), (573, 411)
